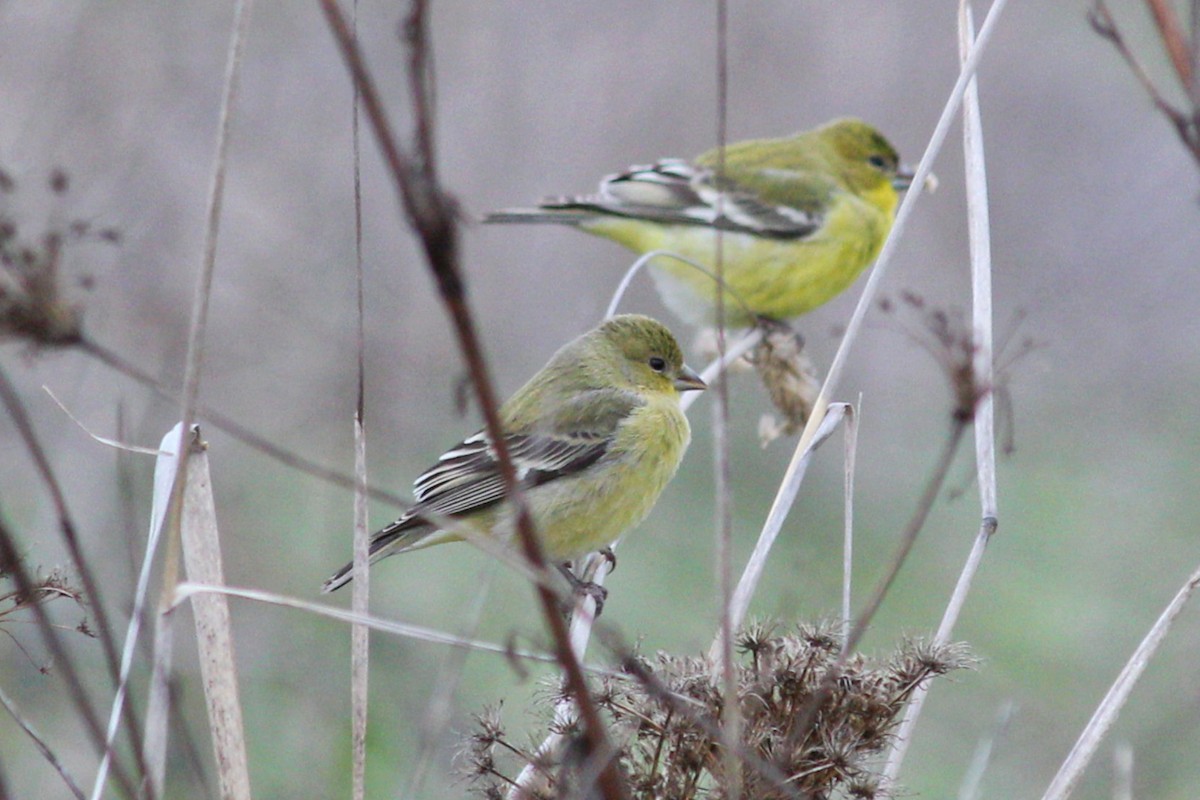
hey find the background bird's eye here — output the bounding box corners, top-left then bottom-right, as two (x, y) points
(868, 154), (889, 169)
(648, 356), (667, 372)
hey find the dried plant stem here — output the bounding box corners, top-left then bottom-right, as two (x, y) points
(172, 582), (578, 669)
(141, 599), (175, 798)
(883, 4), (999, 784)
(145, 3), (253, 796)
(1091, 1), (1200, 164)
(405, 565), (497, 797)
(351, 413), (369, 800)
(957, 701), (1015, 800)
(843, 420), (969, 657)
(700, 0), (1012, 673)
(841, 401), (860, 641)
(790, 0), (1010, 466)
(179, 433), (252, 799)
(318, 2), (625, 795)
(350, 3), (370, 797)
(708, 402), (848, 663)
(0, 683), (87, 799)
(599, 633), (803, 799)
(77, 337), (409, 509)
(1146, 0), (1193, 87)
(91, 426), (178, 800)
(1041, 561), (1200, 800)
(0, 365), (132, 691)
(0, 366), (144, 796)
(772, 418), (968, 761)
(711, 2), (741, 796)
(0, 515), (138, 799)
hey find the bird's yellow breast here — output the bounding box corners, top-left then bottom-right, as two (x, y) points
(583, 188), (894, 326)
(478, 396), (691, 562)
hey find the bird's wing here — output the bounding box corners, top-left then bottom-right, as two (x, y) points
(405, 427), (609, 525)
(535, 158), (823, 239)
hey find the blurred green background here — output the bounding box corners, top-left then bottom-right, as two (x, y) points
(2, 2), (1199, 798)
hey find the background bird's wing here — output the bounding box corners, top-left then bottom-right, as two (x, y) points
(537, 158), (823, 239)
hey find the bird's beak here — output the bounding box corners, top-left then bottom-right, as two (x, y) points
(674, 365), (707, 392)
(892, 164), (916, 191)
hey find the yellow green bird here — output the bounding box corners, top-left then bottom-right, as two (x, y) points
(486, 118), (912, 328)
(323, 314), (705, 593)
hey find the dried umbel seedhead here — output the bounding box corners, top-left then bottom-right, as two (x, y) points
(464, 620), (973, 800)
(746, 321), (820, 446)
(876, 292), (998, 423)
(0, 167), (120, 348)
(0, 563), (93, 666)
(0, 229), (82, 346)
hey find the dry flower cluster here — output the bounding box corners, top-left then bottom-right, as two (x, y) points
(464, 620), (973, 799)
(0, 166), (118, 348)
(0, 561), (92, 669)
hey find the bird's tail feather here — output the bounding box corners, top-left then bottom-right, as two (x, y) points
(483, 208), (589, 225)
(320, 524), (429, 593)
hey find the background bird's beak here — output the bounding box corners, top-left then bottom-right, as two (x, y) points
(674, 365), (707, 392)
(892, 165), (916, 190)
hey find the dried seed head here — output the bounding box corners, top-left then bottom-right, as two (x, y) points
(0, 167), (119, 348)
(748, 321), (821, 446)
(464, 622), (970, 799)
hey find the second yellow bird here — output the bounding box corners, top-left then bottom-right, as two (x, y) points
(323, 314), (705, 593)
(487, 118), (911, 328)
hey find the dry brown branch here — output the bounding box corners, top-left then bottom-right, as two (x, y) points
(78, 337), (410, 509)
(0, 684), (86, 799)
(1146, 0), (1193, 87)
(350, 5), (371, 797)
(179, 432), (252, 799)
(0, 516), (138, 798)
(317, 2), (626, 796)
(0, 365), (148, 794)
(1091, 1), (1200, 165)
(468, 623), (973, 799)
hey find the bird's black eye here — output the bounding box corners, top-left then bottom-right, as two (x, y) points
(648, 356), (667, 372)
(868, 154), (889, 170)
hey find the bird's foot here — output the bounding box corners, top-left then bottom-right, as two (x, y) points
(750, 317), (819, 447)
(557, 563), (608, 619)
(754, 315), (804, 346)
(598, 546), (617, 573)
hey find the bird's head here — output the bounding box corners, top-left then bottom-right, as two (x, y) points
(821, 118), (912, 196)
(596, 314), (706, 395)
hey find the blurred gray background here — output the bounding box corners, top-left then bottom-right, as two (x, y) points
(2, 1), (1199, 797)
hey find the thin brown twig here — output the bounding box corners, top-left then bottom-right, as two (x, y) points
(1091, 1), (1200, 164)
(77, 337), (410, 509)
(1091, 3), (1186, 117)
(711, 2), (741, 798)
(1191, 0), (1200, 106)
(0, 364), (149, 785)
(0, 515), (139, 799)
(782, 417), (971, 755)
(1145, 0), (1193, 88)
(349, 4), (370, 799)
(0, 684), (86, 800)
(597, 631), (802, 800)
(317, 2), (626, 797)
(145, 3), (253, 796)
(843, 419), (969, 658)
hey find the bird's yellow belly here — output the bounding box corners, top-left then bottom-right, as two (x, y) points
(584, 200), (890, 326)
(481, 401), (690, 562)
